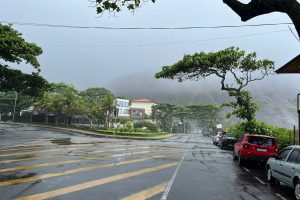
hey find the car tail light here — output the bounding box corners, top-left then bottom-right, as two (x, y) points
(243, 144), (249, 149)
(275, 147), (279, 152)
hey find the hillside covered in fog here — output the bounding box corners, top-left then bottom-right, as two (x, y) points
(106, 71), (300, 129)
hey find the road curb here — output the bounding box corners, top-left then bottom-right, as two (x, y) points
(2, 122), (174, 140)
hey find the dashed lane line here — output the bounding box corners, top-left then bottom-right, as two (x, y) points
(275, 193), (287, 200)
(0, 152), (174, 187)
(121, 181), (169, 200)
(254, 177), (266, 185)
(15, 162), (178, 200)
(0, 149), (162, 173)
(243, 167), (250, 172)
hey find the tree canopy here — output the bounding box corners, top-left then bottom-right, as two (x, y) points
(0, 65), (48, 96)
(152, 103), (221, 132)
(93, 0), (300, 38)
(155, 47), (274, 122)
(0, 23), (46, 95)
(0, 24), (42, 69)
(223, 0), (300, 37)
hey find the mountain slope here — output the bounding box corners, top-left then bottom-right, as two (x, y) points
(106, 72), (299, 128)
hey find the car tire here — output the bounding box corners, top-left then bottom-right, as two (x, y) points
(295, 180), (300, 200)
(237, 152), (244, 166)
(220, 143), (223, 149)
(267, 167), (276, 184)
(233, 151), (237, 161)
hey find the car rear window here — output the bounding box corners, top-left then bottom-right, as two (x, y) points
(247, 136), (275, 146)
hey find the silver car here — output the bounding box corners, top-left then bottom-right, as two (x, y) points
(266, 145), (300, 200)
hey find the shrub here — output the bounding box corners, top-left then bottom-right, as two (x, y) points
(134, 121), (158, 132)
(125, 121), (134, 132)
(112, 117), (132, 125)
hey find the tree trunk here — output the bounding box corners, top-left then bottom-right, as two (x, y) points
(45, 108), (48, 124)
(55, 114), (58, 125)
(223, 0), (300, 37)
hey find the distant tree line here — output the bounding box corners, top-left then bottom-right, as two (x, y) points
(152, 103), (221, 133)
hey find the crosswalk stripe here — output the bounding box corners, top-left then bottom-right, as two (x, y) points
(0, 139), (53, 150)
(121, 181), (168, 200)
(0, 154), (177, 187)
(0, 144), (134, 164)
(0, 154), (68, 164)
(0, 147), (153, 172)
(0, 142), (136, 155)
(0, 151), (166, 186)
(0, 143), (138, 158)
(0, 145), (180, 164)
(15, 162), (178, 200)
(0, 141), (134, 152)
(0, 147), (79, 158)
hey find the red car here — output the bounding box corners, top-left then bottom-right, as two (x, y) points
(233, 133), (279, 166)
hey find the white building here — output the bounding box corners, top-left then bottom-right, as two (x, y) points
(115, 98), (130, 118)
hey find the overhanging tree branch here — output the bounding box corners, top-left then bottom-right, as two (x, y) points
(223, 0), (300, 37)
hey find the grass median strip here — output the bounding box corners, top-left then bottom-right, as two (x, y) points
(0, 147), (155, 173)
(15, 162), (178, 200)
(0, 154), (177, 187)
(121, 181), (168, 200)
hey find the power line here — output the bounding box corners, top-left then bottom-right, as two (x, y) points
(288, 26), (300, 43)
(44, 29), (290, 48)
(0, 20), (294, 30)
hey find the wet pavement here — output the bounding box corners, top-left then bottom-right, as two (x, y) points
(0, 123), (296, 200)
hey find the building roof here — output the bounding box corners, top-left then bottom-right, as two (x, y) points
(276, 54), (300, 74)
(131, 98), (158, 104)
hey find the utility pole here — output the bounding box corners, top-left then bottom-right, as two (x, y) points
(12, 91), (17, 122)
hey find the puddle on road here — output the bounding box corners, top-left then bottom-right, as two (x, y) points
(0, 172), (37, 182)
(50, 138), (73, 145)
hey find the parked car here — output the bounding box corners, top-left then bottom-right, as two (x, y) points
(218, 134), (237, 149)
(203, 132), (209, 137)
(266, 146), (300, 200)
(213, 132), (223, 145)
(233, 133), (279, 166)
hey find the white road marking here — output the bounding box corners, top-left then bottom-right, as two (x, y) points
(160, 148), (187, 200)
(254, 176), (266, 185)
(275, 193), (287, 200)
(243, 167), (250, 172)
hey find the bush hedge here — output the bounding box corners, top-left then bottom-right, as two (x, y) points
(133, 121), (158, 132)
(227, 120), (294, 149)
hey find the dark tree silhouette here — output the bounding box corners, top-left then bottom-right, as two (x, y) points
(223, 0), (300, 37)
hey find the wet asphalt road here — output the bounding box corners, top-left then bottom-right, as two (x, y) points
(0, 123), (296, 200)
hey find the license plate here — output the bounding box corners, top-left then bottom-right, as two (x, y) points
(257, 148), (267, 152)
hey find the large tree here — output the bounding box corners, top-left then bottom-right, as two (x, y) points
(93, 0), (300, 38)
(223, 0), (300, 38)
(155, 47), (274, 122)
(0, 66), (48, 96)
(35, 83), (82, 125)
(80, 87), (115, 127)
(0, 23), (46, 95)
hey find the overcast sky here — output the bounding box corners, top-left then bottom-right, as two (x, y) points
(1, 0), (300, 90)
